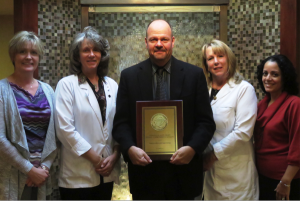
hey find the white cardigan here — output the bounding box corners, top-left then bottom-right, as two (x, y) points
(54, 75), (120, 188)
(203, 79), (259, 200)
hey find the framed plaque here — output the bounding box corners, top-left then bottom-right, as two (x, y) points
(136, 100), (183, 160)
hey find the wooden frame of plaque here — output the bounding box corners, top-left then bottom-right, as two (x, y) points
(136, 100), (183, 160)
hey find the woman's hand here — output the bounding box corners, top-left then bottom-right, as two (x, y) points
(275, 165), (300, 200)
(275, 181), (290, 200)
(26, 178), (36, 187)
(96, 151), (120, 177)
(203, 151), (218, 171)
(27, 167), (49, 187)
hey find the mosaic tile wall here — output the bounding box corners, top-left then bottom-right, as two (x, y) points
(38, 0), (81, 199)
(227, 0), (280, 101)
(38, 0), (81, 89)
(89, 12), (219, 83)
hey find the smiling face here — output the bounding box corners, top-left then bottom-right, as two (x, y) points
(262, 61), (283, 96)
(80, 38), (101, 74)
(145, 20), (175, 67)
(13, 42), (39, 73)
(205, 46), (229, 82)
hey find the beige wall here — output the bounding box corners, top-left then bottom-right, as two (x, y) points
(0, 15), (14, 79)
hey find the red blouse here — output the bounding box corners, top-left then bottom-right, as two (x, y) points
(254, 92), (300, 180)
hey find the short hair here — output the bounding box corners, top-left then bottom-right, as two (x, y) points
(69, 26), (110, 80)
(146, 19), (173, 38)
(257, 54), (299, 95)
(201, 39), (243, 86)
(8, 31), (44, 64)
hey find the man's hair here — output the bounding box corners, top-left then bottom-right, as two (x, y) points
(146, 19), (173, 38)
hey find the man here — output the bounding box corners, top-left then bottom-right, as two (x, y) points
(112, 19), (215, 199)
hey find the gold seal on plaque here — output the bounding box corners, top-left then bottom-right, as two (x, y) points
(151, 113), (168, 131)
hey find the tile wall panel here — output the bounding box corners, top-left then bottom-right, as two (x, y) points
(38, 0), (81, 199)
(227, 0), (280, 101)
(38, 0), (81, 89)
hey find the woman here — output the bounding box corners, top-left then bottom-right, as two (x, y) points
(0, 31), (57, 200)
(54, 26), (120, 200)
(200, 39), (259, 200)
(255, 54), (300, 200)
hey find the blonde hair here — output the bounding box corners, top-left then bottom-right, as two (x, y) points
(9, 31), (44, 64)
(201, 39), (243, 86)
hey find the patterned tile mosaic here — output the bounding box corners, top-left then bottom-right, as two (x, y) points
(89, 12), (219, 83)
(38, 0), (81, 89)
(227, 0), (280, 101)
(38, 0), (81, 199)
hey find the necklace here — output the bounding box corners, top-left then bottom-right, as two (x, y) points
(211, 88), (220, 100)
(28, 80), (34, 89)
(93, 84), (98, 91)
(15, 79), (35, 90)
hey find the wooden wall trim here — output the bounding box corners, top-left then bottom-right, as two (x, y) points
(280, 0), (300, 95)
(14, 0), (39, 79)
(219, 5), (227, 44)
(80, 0), (229, 5)
(81, 6), (89, 31)
(14, 0), (38, 34)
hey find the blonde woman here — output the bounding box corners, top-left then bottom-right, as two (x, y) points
(0, 31), (57, 200)
(201, 39), (258, 200)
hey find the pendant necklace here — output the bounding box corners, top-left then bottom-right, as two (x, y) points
(211, 88), (220, 100)
(93, 84), (98, 91)
(19, 79), (35, 90)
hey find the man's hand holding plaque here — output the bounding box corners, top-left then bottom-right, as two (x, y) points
(170, 146), (196, 165)
(128, 146), (152, 166)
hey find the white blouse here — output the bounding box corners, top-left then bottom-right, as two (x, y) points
(54, 75), (120, 188)
(204, 79), (259, 200)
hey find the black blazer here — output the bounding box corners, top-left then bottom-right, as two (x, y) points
(112, 56), (215, 196)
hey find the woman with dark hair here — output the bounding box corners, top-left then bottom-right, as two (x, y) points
(54, 26), (120, 200)
(255, 54), (300, 200)
(0, 31), (57, 200)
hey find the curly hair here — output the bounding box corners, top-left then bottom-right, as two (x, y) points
(257, 54), (299, 95)
(69, 26), (110, 81)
